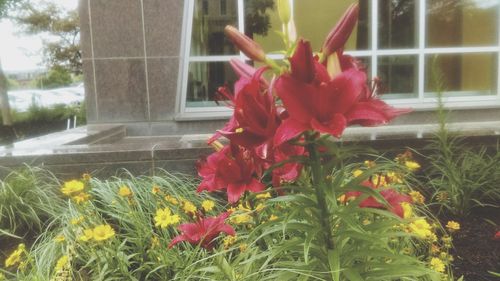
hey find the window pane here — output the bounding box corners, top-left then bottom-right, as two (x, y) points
(354, 56), (372, 79)
(378, 55), (418, 97)
(427, 0), (500, 47)
(294, 0), (370, 51)
(186, 61), (238, 107)
(378, 0), (418, 49)
(190, 0), (238, 56)
(244, 0), (283, 53)
(425, 53), (498, 96)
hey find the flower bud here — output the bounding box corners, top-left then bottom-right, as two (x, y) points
(224, 25), (266, 62)
(321, 4), (359, 59)
(277, 0), (291, 24)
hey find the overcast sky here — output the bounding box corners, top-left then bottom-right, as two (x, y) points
(0, 0), (78, 72)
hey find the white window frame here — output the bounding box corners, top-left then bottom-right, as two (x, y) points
(176, 0), (500, 120)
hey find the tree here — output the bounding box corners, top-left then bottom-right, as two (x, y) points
(14, 1), (81, 74)
(0, 0), (23, 127)
(36, 65), (72, 89)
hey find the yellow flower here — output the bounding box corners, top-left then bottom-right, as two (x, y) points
(70, 216), (84, 225)
(4, 243), (25, 268)
(364, 160), (376, 168)
(371, 174), (388, 187)
(255, 203), (265, 212)
(92, 224), (115, 241)
(409, 219), (433, 239)
(119, 186), (132, 197)
(154, 208), (181, 228)
(269, 214), (278, 221)
(237, 202), (252, 212)
(387, 172), (403, 184)
(55, 255), (69, 272)
(231, 213), (253, 224)
(405, 160), (421, 171)
(239, 243), (248, 252)
(445, 221), (460, 232)
(442, 235), (452, 248)
(201, 200), (215, 212)
(223, 235), (237, 248)
(151, 236), (160, 248)
(182, 200), (197, 214)
(429, 257), (445, 273)
(0, 272), (5, 280)
(165, 195), (179, 205)
(352, 169), (363, 178)
(256, 192), (272, 199)
(61, 180), (84, 196)
(151, 185), (161, 195)
(401, 202), (413, 219)
(72, 192), (91, 204)
(78, 229), (94, 242)
(82, 173), (92, 181)
(54, 235), (66, 243)
(430, 244), (440, 254)
(409, 191), (425, 204)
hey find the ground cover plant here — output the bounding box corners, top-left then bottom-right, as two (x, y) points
(1, 2), (499, 280)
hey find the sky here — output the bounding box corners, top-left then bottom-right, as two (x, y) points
(0, 0), (78, 73)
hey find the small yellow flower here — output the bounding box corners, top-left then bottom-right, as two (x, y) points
(239, 243), (248, 252)
(445, 221), (460, 232)
(231, 213), (253, 224)
(442, 235), (452, 248)
(436, 192), (449, 202)
(61, 180), (85, 196)
(255, 203), (265, 212)
(152, 185), (161, 195)
(72, 192), (91, 204)
(151, 236), (160, 248)
(78, 229), (94, 242)
(154, 208), (181, 228)
(201, 200), (215, 212)
(409, 219), (433, 239)
(401, 202), (413, 219)
(371, 174), (387, 187)
(405, 160), (421, 171)
(0, 272), (5, 280)
(182, 200), (197, 214)
(256, 192), (272, 200)
(70, 216), (84, 225)
(352, 169), (363, 178)
(119, 186), (132, 197)
(387, 172), (403, 184)
(55, 255), (69, 272)
(409, 191), (425, 204)
(364, 160), (376, 168)
(82, 173), (92, 181)
(223, 235), (237, 248)
(4, 243), (25, 268)
(237, 202), (252, 212)
(429, 257), (445, 273)
(269, 214), (278, 221)
(92, 224), (115, 241)
(165, 195), (179, 205)
(54, 235), (66, 243)
(430, 244), (440, 254)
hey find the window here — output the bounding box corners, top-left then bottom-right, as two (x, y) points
(179, 0), (500, 118)
(221, 0), (227, 15)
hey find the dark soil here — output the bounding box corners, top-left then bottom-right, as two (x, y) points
(442, 208), (500, 281)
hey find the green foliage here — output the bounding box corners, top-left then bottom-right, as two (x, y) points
(34, 65), (72, 89)
(0, 166), (65, 237)
(14, 2), (81, 74)
(421, 58), (500, 217)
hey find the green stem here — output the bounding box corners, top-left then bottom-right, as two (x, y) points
(306, 136), (334, 251)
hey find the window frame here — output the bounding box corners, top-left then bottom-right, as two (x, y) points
(176, 0), (500, 120)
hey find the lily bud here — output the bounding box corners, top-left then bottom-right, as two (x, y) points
(277, 0), (291, 24)
(321, 3), (359, 59)
(224, 25), (266, 62)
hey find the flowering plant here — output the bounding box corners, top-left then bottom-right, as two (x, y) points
(166, 3), (454, 280)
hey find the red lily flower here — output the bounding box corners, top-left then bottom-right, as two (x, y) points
(494, 231), (500, 241)
(225, 25), (266, 62)
(343, 181), (412, 218)
(197, 145), (265, 203)
(218, 68), (280, 158)
(274, 39), (409, 145)
(168, 212), (235, 249)
(271, 142), (305, 188)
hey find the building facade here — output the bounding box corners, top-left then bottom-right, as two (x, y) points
(79, 0), (500, 136)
